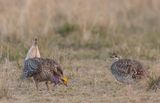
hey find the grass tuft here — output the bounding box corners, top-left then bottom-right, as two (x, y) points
(56, 22), (77, 37)
(147, 74), (160, 91)
(0, 60), (11, 99)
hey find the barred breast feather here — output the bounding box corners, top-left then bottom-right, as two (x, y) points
(111, 59), (145, 84)
(23, 58), (63, 80)
(24, 58), (41, 78)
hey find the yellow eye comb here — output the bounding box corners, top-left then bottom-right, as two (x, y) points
(62, 76), (68, 86)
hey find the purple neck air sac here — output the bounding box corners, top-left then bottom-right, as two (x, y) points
(52, 75), (60, 85)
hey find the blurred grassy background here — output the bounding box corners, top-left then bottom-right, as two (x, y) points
(1, 0), (160, 102)
(0, 0), (160, 61)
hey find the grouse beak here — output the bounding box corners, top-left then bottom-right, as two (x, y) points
(61, 76), (68, 86)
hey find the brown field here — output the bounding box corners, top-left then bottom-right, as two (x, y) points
(1, 0), (160, 103)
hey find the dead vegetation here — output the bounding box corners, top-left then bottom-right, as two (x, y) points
(1, 0), (160, 103)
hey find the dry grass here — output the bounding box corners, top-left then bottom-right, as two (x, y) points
(0, 0), (160, 61)
(0, 60), (12, 99)
(0, 47), (159, 103)
(1, 0), (160, 103)
(147, 75), (160, 91)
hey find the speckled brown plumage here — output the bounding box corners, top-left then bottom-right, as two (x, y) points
(23, 57), (66, 90)
(110, 53), (147, 85)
